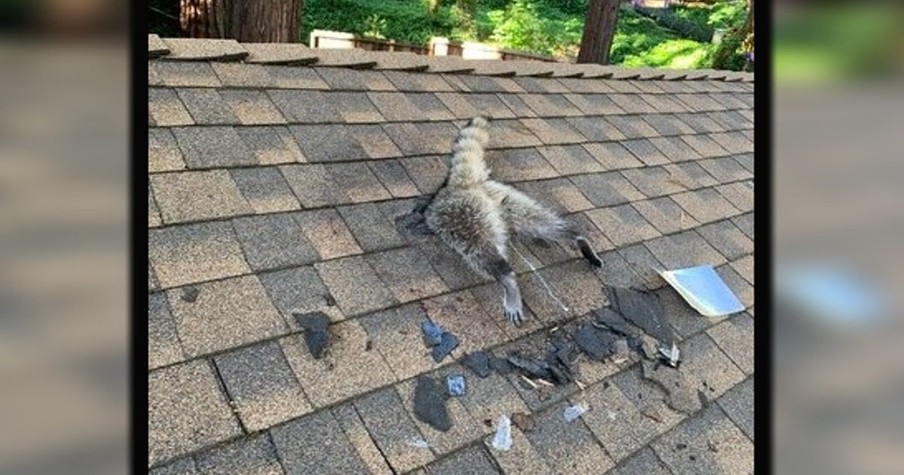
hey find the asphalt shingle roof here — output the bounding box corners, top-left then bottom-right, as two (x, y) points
(147, 35), (754, 473)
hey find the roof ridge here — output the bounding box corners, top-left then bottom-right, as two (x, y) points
(148, 35), (754, 83)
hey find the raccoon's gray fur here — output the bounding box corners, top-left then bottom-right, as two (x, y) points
(424, 117), (602, 326)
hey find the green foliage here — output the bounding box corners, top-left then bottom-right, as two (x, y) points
(362, 14), (388, 39)
(301, 0), (459, 44)
(485, 0), (582, 56)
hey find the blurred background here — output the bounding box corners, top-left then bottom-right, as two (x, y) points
(773, 1), (904, 474)
(1, 0), (902, 473)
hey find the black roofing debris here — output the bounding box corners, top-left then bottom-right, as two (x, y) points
(489, 354), (514, 375)
(294, 312), (331, 359)
(574, 323), (616, 361)
(413, 375), (452, 432)
(607, 287), (675, 344)
(462, 351), (492, 378)
(421, 320), (460, 363)
(180, 285), (200, 303)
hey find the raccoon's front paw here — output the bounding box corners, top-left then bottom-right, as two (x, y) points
(504, 303), (525, 327)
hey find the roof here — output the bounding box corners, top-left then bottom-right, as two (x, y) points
(148, 35), (754, 474)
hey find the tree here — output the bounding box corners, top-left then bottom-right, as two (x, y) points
(711, 0), (753, 70)
(576, 0), (621, 64)
(180, 0), (303, 42)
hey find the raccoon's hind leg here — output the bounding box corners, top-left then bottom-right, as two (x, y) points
(489, 181), (602, 268)
(481, 251), (525, 326)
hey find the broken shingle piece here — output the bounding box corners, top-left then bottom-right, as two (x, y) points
(607, 287), (675, 344)
(413, 376), (452, 432)
(574, 323), (616, 361)
(421, 320), (444, 347)
(446, 374), (466, 397)
(293, 311), (331, 359)
(462, 352), (492, 378)
(431, 332), (460, 363)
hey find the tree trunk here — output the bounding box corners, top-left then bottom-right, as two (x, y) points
(711, 0), (752, 70)
(576, 0), (621, 64)
(180, 0), (303, 43)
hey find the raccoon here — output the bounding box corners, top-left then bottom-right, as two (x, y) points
(424, 117), (602, 326)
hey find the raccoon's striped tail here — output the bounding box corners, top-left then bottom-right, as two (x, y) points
(447, 116), (490, 189)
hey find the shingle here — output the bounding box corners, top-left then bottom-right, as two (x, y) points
(644, 230), (727, 269)
(610, 366), (687, 438)
(149, 89), (193, 126)
(707, 314), (754, 375)
(148, 361), (242, 466)
(167, 276), (286, 357)
(648, 136), (702, 162)
(640, 93), (691, 113)
(229, 167), (300, 214)
(485, 148), (558, 182)
(270, 89), (347, 125)
(153, 61), (221, 87)
(514, 177), (595, 213)
(606, 115), (660, 139)
(458, 75), (525, 93)
(150, 457), (197, 475)
(569, 211), (616, 253)
(194, 434), (284, 475)
(733, 152), (753, 172)
(176, 88), (238, 124)
(426, 445), (500, 474)
(282, 319), (397, 406)
(633, 197), (700, 234)
(259, 266), (343, 327)
(732, 255), (753, 285)
(618, 243), (668, 290)
(237, 126), (305, 164)
(291, 124), (387, 162)
(329, 162), (393, 203)
(383, 121), (460, 155)
(295, 208), (362, 259)
(150, 170), (252, 224)
(496, 93), (538, 117)
(570, 171), (645, 207)
(716, 264), (753, 308)
(717, 378), (754, 440)
(511, 76), (568, 93)
(270, 410), (371, 475)
(651, 405), (753, 474)
(604, 79), (644, 92)
(368, 160), (419, 197)
(708, 92), (749, 109)
(383, 71), (454, 92)
(672, 188), (740, 223)
(232, 213), (317, 271)
(148, 293), (185, 369)
(395, 375), (485, 457)
(575, 378), (654, 462)
(485, 424), (553, 475)
(434, 92), (514, 119)
(278, 164), (340, 207)
(367, 247), (449, 304)
(681, 134), (729, 158)
(315, 67), (396, 91)
(519, 118), (585, 144)
(594, 250), (640, 288)
(400, 155), (449, 193)
(422, 290), (508, 355)
(149, 264), (159, 292)
(731, 212), (754, 239)
(655, 285), (725, 338)
(357, 303), (438, 380)
(487, 119), (542, 148)
(337, 202), (405, 252)
(664, 161), (718, 189)
(161, 38), (247, 61)
(607, 447), (672, 475)
(353, 388), (435, 473)
(537, 144), (603, 175)
(323, 91), (385, 123)
(651, 80), (695, 94)
(518, 94), (581, 117)
(521, 260), (610, 319)
(149, 186), (162, 228)
(709, 131), (753, 154)
(642, 114), (696, 136)
(209, 62), (272, 87)
(149, 129), (186, 172)
(523, 401), (615, 473)
(331, 404), (395, 475)
(565, 116), (626, 142)
(696, 220), (754, 261)
(148, 221), (250, 288)
(563, 93), (624, 115)
(556, 77), (613, 93)
(265, 65), (330, 89)
(608, 94), (656, 113)
(674, 93), (725, 112)
(417, 237), (490, 290)
(173, 126), (256, 167)
(620, 166), (689, 198)
(214, 341), (311, 431)
(622, 138), (669, 166)
(674, 112), (726, 133)
(582, 142), (643, 170)
(586, 204), (660, 246)
(699, 156), (753, 183)
(218, 89), (286, 125)
(369, 92), (455, 121)
(315, 255), (397, 316)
